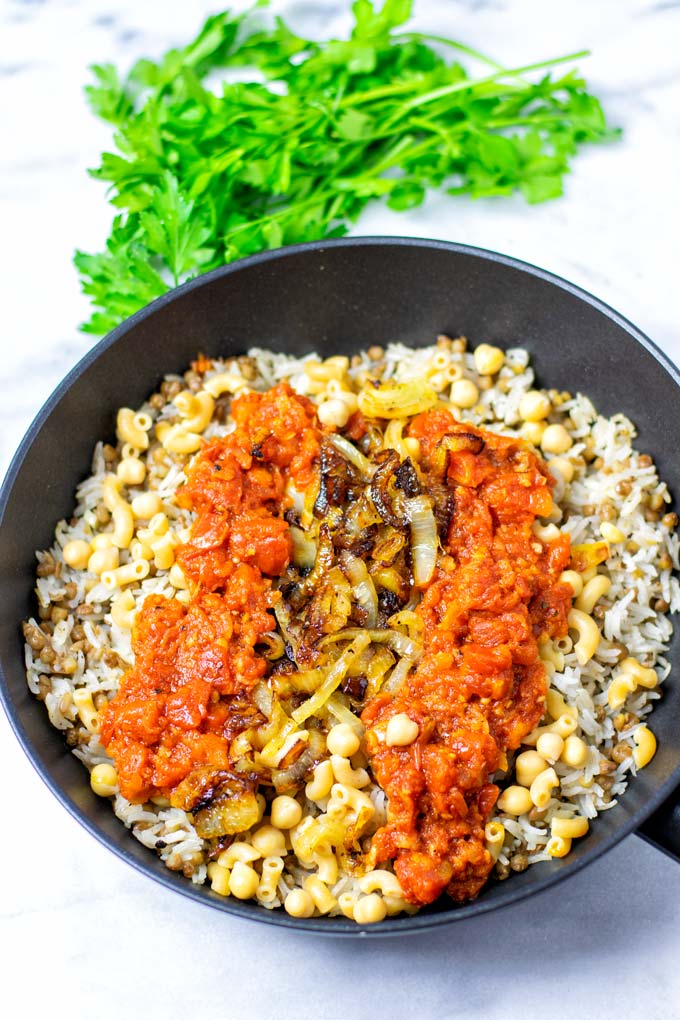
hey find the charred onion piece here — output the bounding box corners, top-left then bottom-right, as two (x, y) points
(370, 449), (408, 530)
(431, 431), (486, 476)
(394, 457), (421, 497)
(272, 726), (327, 792)
(315, 437), (364, 515)
(170, 768), (260, 839)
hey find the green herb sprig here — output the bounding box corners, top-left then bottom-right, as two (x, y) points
(76, 0), (618, 334)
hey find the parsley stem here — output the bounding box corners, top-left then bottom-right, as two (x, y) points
(397, 50), (591, 114)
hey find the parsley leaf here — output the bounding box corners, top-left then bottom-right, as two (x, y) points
(76, 0), (619, 333)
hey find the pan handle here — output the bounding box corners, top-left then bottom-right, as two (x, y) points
(636, 787), (680, 863)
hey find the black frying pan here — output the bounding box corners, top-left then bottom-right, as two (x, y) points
(1, 237), (679, 935)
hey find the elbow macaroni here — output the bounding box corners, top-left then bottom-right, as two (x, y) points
(568, 608), (601, 665)
(116, 408), (149, 450)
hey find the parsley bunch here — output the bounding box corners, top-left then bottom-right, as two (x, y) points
(75, 0), (618, 334)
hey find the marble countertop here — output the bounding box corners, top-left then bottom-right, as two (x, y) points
(2, 1), (680, 1017)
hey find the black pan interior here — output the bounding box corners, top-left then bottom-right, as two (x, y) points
(1, 238), (679, 934)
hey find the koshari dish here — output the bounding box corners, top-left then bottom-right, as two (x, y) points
(23, 339), (678, 923)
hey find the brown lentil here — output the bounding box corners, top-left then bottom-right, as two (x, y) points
(528, 806), (548, 823)
(95, 504), (111, 526)
(64, 581), (78, 601)
(51, 606), (68, 624)
(23, 623), (46, 651)
(662, 512), (678, 529)
(649, 492), (665, 511)
(654, 598), (670, 613)
(509, 852), (529, 873)
(236, 356), (258, 381)
(638, 454), (653, 468)
(494, 861), (511, 881)
(93, 691), (109, 711)
(611, 742), (632, 764)
(616, 480), (632, 497)
(608, 640), (629, 661)
(76, 603), (95, 617)
(451, 337), (467, 353)
(36, 554), (57, 578)
(368, 345), (385, 361)
(598, 758), (617, 775)
(102, 444), (118, 467)
(71, 624), (85, 641)
(659, 553), (673, 571)
(183, 370), (203, 393)
(39, 646), (56, 665)
(598, 502), (616, 522)
(160, 379), (182, 401)
(149, 393), (165, 411)
(644, 508), (661, 523)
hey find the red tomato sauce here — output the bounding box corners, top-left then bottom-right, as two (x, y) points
(362, 410), (572, 905)
(100, 384), (321, 802)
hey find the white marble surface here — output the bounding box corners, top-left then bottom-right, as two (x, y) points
(2, 1), (680, 1017)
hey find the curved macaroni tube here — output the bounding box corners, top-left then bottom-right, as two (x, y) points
(207, 862), (231, 897)
(633, 725), (657, 768)
(110, 590), (137, 629)
(523, 713), (578, 746)
(155, 422), (203, 455)
(304, 875), (337, 915)
(574, 574), (612, 615)
(217, 841), (261, 869)
(546, 835), (572, 858)
(551, 814), (589, 839)
(568, 608), (601, 665)
(607, 671), (637, 710)
(330, 754), (370, 789)
(305, 760), (334, 803)
(116, 407), (149, 450)
(313, 848), (339, 885)
(174, 390), (215, 433)
(539, 641), (565, 672)
(529, 766), (559, 809)
(203, 371), (249, 398)
(619, 657), (658, 689)
(102, 474), (128, 513)
(111, 503), (135, 549)
(329, 784), (375, 833)
(532, 521), (561, 543)
(358, 870), (404, 898)
(150, 532), (177, 571)
(546, 689), (577, 723)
